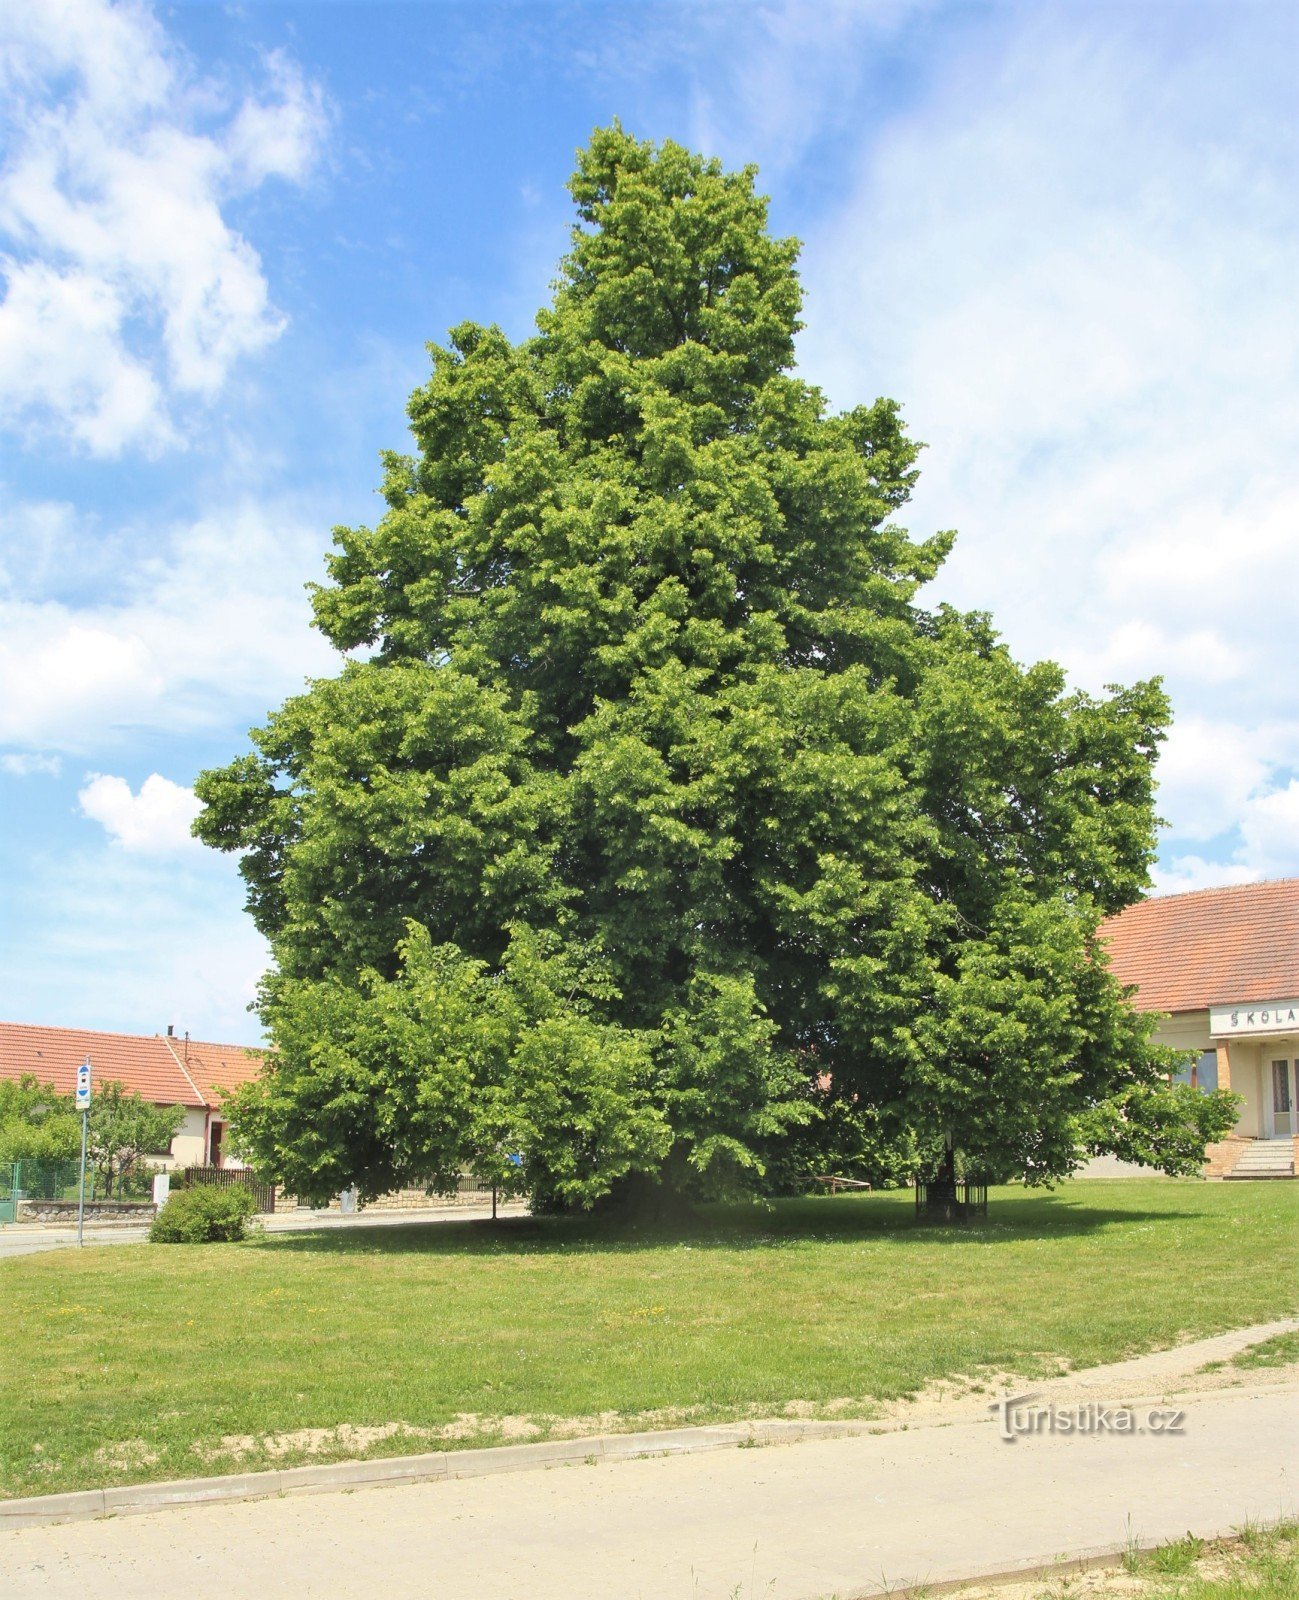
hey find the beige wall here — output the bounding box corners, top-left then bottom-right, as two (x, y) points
(165, 1107), (208, 1169)
(161, 1109), (251, 1170)
(1149, 1010), (1212, 1052)
(1224, 1035), (1299, 1137)
(1148, 1011), (1299, 1139)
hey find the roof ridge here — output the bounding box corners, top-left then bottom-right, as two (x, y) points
(1145, 875), (1299, 905)
(0, 1019), (262, 1053)
(183, 1037), (265, 1053)
(162, 1034), (209, 1109)
(0, 1020), (182, 1044)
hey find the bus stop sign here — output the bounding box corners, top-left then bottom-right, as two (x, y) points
(75, 1058), (92, 1111)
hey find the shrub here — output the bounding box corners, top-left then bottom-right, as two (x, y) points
(149, 1184), (258, 1244)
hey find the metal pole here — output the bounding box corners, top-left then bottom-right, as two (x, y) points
(77, 1109), (88, 1247)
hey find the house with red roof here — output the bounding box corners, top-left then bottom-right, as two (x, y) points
(0, 1022), (264, 1170)
(1102, 878), (1299, 1178)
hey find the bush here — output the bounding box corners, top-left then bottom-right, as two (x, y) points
(149, 1184), (258, 1244)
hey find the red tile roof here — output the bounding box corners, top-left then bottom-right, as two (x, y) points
(168, 1036), (264, 1105)
(1102, 878), (1299, 1014)
(0, 1023), (263, 1108)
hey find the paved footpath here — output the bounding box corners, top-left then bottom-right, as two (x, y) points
(2, 1374), (1294, 1599)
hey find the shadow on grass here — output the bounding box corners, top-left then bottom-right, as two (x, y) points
(259, 1188), (1207, 1259)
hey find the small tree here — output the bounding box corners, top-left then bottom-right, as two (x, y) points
(0, 1074), (81, 1163)
(87, 1082), (184, 1198)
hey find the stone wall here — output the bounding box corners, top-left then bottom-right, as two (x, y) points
(280, 1186), (504, 1212)
(16, 1199), (156, 1224)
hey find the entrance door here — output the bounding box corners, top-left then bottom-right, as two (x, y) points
(1270, 1060), (1294, 1137)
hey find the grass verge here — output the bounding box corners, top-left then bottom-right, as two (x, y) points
(942, 1523), (1299, 1600)
(1, 1180), (1295, 1500)
(1200, 1329), (1299, 1375)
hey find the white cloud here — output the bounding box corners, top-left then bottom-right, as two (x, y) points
(1149, 855), (1259, 898)
(0, 497), (336, 754)
(1066, 621), (1245, 695)
(683, 1), (922, 178)
(796, 5), (1299, 879)
(1, 751), (61, 777)
(78, 771), (201, 853)
(1153, 777), (1299, 895)
(0, 0), (329, 454)
(0, 616), (162, 749)
(1150, 714), (1299, 845)
(225, 50), (327, 187)
(1239, 781), (1299, 880)
(0, 841), (268, 1044)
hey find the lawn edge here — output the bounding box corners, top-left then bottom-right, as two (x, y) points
(835, 1521), (1297, 1600)
(5, 1379), (1297, 1533)
(0, 1417), (874, 1529)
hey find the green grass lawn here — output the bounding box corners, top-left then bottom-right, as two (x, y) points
(2, 1180), (1295, 1499)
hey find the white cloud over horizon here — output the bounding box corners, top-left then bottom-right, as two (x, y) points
(0, 497), (337, 755)
(0, 0), (329, 455)
(0, 840), (268, 1044)
(796, 3), (1299, 888)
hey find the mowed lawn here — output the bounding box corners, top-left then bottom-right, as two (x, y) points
(3, 1180), (1296, 1499)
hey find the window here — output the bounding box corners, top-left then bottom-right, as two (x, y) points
(1173, 1050), (1218, 1092)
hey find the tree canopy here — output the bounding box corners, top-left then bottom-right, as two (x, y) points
(197, 126), (1235, 1207)
(0, 1075), (81, 1164)
(85, 1082), (184, 1198)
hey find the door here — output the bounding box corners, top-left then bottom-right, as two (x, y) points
(1270, 1059), (1294, 1137)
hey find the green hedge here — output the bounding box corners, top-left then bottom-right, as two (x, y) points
(149, 1183), (257, 1244)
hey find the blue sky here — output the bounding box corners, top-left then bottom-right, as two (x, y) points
(1, 0), (1296, 1045)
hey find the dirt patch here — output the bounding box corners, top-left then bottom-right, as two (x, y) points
(94, 1439), (160, 1473)
(195, 1422), (437, 1463)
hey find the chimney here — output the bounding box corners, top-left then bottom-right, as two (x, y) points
(184, 1029), (190, 1062)
(167, 1024), (174, 1037)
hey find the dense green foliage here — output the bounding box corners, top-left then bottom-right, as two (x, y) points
(149, 1183), (257, 1244)
(197, 126), (1234, 1206)
(86, 1082), (184, 1198)
(0, 1075), (80, 1163)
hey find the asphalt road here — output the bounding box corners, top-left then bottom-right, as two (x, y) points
(0, 1201), (524, 1257)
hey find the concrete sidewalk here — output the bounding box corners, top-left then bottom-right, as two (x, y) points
(2, 1380), (1293, 1599)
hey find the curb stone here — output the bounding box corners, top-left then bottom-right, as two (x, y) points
(830, 1522), (1296, 1600)
(0, 1418), (873, 1530)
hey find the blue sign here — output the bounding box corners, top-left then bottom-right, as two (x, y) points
(75, 1058), (92, 1111)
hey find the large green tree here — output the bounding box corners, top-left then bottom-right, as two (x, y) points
(198, 127), (1234, 1207)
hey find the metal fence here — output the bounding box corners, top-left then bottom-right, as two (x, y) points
(0, 1159), (87, 1222)
(914, 1176), (989, 1221)
(177, 1166), (277, 1213)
